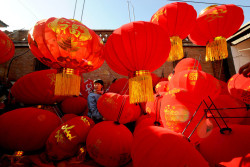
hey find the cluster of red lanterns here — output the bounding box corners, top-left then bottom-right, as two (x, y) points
(0, 1), (249, 167)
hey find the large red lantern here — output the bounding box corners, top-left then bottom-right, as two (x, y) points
(0, 107), (61, 152)
(199, 124), (250, 164)
(104, 21), (171, 103)
(174, 58), (202, 73)
(228, 73), (250, 104)
(46, 116), (94, 160)
(168, 70), (221, 102)
(132, 126), (209, 167)
(97, 93), (141, 124)
(0, 30), (15, 64)
(11, 69), (66, 105)
(189, 5), (244, 61)
(28, 17), (104, 96)
(151, 2), (197, 61)
(86, 121), (133, 166)
(155, 81), (169, 93)
(61, 96), (88, 115)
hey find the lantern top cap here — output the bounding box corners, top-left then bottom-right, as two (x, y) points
(199, 5), (218, 16)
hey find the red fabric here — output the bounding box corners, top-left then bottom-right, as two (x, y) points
(219, 80), (229, 95)
(150, 2), (197, 39)
(174, 58), (202, 73)
(155, 81), (169, 93)
(189, 5), (244, 46)
(80, 79), (94, 99)
(61, 114), (78, 122)
(28, 18), (104, 72)
(61, 96), (88, 115)
(86, 121), (133, 166)
(131, 126), (209, 167)
(206, 95), (248, 125)
(11, 69), (66, 104)
(199, 124), (250, 164)
(104, 21), (171, 76)
(228, 73), (250, 104)
(0, 107), (61, 152)
(168, 70), (221, 102)
(97, 93), (141, 124)
(46, 116), (94, 160)
(0, 30), (15, 64)
(106, 78), (129, 95)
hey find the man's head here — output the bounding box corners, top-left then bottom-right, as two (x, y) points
(94, 79), (104, 92)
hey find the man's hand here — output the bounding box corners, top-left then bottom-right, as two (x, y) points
(239, 62), (250, 77)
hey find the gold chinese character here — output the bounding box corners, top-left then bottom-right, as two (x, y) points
(151, 9), (166, 22)
(205, 9), (227, 22)
(61, 124), (76, 141)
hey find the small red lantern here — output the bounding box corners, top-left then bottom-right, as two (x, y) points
(80, 79), (94, 99)
(155, 81), (169, 93)
(11, 69), (66, 105)
(228, 73), (250, 104)
(132, 126), (209, 167)
(174, 58), (202, 73)
(97, 93), (141, 124)
(61, 96), (88, 115)
(28, 18), (104, 96)
(46, 116), (94, 160)
(106, 78), (129, 95)
(0, 30), (15, 64)
(104, 21), (171, 103)
(86, 121), (133, 166)
(0, 107), (61, 152)
(189, 4), (244, 61)
(151, 2), (197, 61)
(168, 70), (221, 102)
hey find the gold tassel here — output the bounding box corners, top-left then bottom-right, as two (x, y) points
(206, 36), (228, 61)
(54, 68), (81, 96)
(167, 36), (184, 62)
(129, 70), (154, 104)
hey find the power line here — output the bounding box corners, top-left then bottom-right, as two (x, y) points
(80, 0), (86, 22)
(167, 0), (250, 8)
(73, 0), (78, 19)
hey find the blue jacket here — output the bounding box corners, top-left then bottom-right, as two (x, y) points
(87, 92), (102, 120)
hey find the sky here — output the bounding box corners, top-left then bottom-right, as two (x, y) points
(0, 0), (249, 31)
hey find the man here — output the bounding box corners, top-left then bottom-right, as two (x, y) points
(87, 79), (104, 123)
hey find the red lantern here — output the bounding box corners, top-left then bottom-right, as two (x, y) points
(168, 70), (221, 102)
(174, 58), (202, 73)
(206, 95), (248, 125)
(97, 93), (141, 124)
(106, 78), (129, 95)
(219, 153), (250, 167)
(86, 121), (133, 166)
(219, 80), (229, 95)
(61, 114), (78, 122)
(80, 79), (94, 99)
(131, 126), (209, 167)
(11, 69), (66, 105)
(189, 5), (244, 61)
(0, 30), (15, 64)
(61, 96), (88, 115)
(0, 107), (61, 152)
(199, 124), (250, 164)
(155, 81), (169, 93)
(228, 73), (250, 104)
(28, 18), (104, 96)
(46, 116), (94, 160)
(151, 2), (197, 61)
(104, 21), (171, 103)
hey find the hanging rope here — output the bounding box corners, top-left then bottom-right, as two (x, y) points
(127, 0), (132, 22)
(80, 0), (86, 22)
(73, 0), (78, 19)
(154, 94), (162, 126)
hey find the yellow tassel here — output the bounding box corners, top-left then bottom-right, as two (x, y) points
(129, 70), (154, 104)
(206, 36), (228, 61)
(167, 36), (184, 62)
(54, 68), (81, 96)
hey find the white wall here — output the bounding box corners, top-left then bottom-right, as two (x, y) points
(231, 38), (250, 73)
